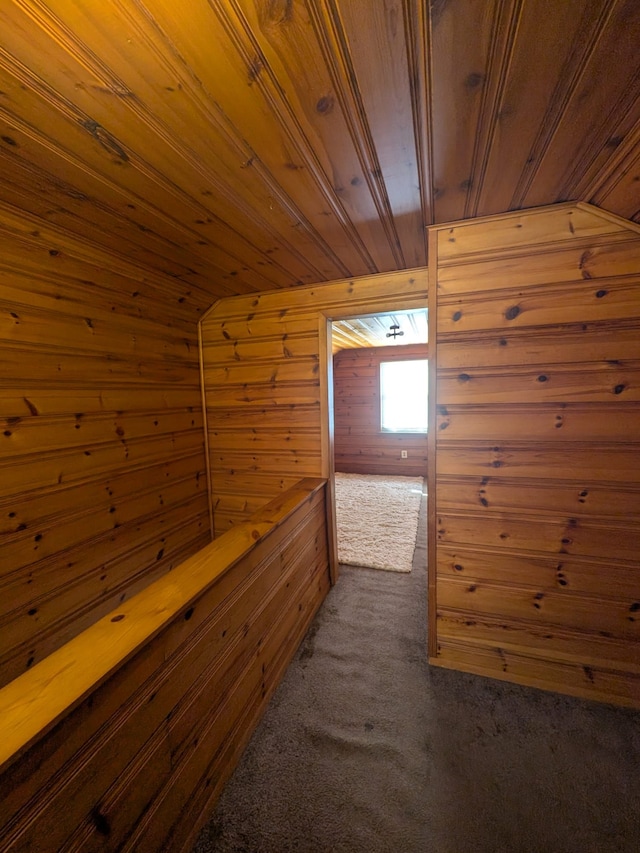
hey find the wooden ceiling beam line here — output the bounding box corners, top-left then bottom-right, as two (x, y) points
(465, 0), (524, 219)
(562, 74), (640, 203)
(508, 0), (618, 210)
(118, 0), (351, 282)
(307, 0), (407, 268)
(212, 0), (380, 275)
(587, 132), (640, 210)
(403, 0), (434, 239)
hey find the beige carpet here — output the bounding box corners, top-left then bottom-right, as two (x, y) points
(334, 472), (424, 572)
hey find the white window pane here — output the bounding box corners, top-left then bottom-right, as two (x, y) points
(380, 360), (428, 432)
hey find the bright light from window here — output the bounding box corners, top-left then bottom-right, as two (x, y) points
(380, 359), (428, 433)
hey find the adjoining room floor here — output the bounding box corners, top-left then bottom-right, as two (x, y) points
(194, 494), (640, 853)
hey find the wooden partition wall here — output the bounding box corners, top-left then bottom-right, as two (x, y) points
(428, 203), (640, 708)
(0, 479), (330, 853)
(0, 208), (210, 689)
(333, 344), (428, 476)
(200, 270), (428, 536)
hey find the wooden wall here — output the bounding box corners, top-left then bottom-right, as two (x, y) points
(200, 270), (428, 536)
(0, 209), (210, 689)
(333, 344), (428, 476)
(0, 479), (330, 853)
(428, 202), (640, 708)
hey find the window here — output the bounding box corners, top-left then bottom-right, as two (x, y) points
(380, 359), (428, 433)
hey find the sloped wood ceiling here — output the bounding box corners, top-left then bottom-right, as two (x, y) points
(1, 0), (639, 309)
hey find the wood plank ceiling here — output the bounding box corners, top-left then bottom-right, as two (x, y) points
(332, 309), (428, 350)
(1, 0), (639, 313)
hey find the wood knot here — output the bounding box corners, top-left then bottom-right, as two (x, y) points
(92, 809), (111, 836)
(505, 305), (520, 321)
(465, 71), (484, 89)
(316, 95), (334, 114)
(248, 56), (263, 83)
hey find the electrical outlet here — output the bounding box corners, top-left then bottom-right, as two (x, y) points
(401, 450), (408, 459)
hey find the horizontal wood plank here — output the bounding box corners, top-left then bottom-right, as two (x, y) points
(436, 403), (640, 441)
(437, 323), (640, 368)
(437, 205), (625, 260)
(433, 640), (640, 708)
(436, 511), (640, 562)
(438, 576), (639, 640)
(436, 611), (640, 671)
(438, 279), (640, 334)
(437, 546), (640, 600)
(437, 240), (640, 296)
(437, 475), (640, 519)
(436, 442), (640, 482)
(437, 361), (640, 404)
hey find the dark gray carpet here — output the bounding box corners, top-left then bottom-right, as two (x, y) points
(193, 496), (640, 853)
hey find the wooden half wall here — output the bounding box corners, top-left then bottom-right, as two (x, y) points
(200, 270), (428, 536)
(427, 202), (640, 708)
(0, 206), (210, 689)
(0, 479), (330, 853)
(333, 344), (428, 476)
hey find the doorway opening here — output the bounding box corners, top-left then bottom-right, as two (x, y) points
(326, 308), (428, 580)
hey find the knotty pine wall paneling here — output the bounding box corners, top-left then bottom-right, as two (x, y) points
(0, 211), (209, 689)
(200, 270), (428, 536)
(427, 202), (640, 708)
(333, 344), (428, 476)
